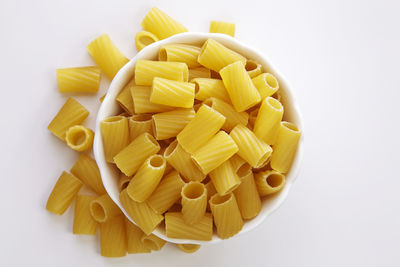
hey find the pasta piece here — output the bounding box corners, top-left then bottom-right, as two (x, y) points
(165, 212), (213, 241)
(209, 21), (235, 37)
(233, 164), (261, 219)
(248, 108), (259, 129)
(114, 133), (160, 176)
(90, 194), (122, 223)
(100, 116), (130, 163)
(164, 140), (206, 182)
(220, 61), (261, 112)
(209, 193), (243, 239)
(270, 122), (301, 173)
(125, 218), (151, 253)
(135, 60), (188, 86)
(70, 154), (106, 195)
(99, 94), (106, 103)
(131, 85), (174, 114)
(147, 171), (185, 214)
(177, 105), (225, 154)
(100, 215), (127, 257)
(152, 108), (195, 140)
(203, 97), (248, 132)
(135, 31), (159, 51)
(127, 154), (166, 202)
(129, 114), (153, 141)
(151, 77), (195, 108)
(119, 173), (131, 192)
(48, 98), (89, 141)
(198, 39), (246, 72)
(252, 73), (279, 99)
(141, 234), (166, 251)
(73, 195), (98, 235)
(141, 7), (188, 39)
(56, 66), (101, 93)
(229, 154), (246, 173)
(245, 60), (263, 78)
(192, 78), (231, 103)
(189, 67), (211, 80)
(254, 97), (284, 145)
(254, 170), (286, 196)
(87, 34), (129, 79)
(65, 125), (94, 152)
(159, 44), (201, 68)
(209, 160), (241, 196)
(230, 124), (272, 168)
(177, 244), (201, 253)
(120, 189), (164, 235)
(181, 182), (207, 225)
(192, 131), (238, 174)
(46, 171), (83, 215)
(116, 79), (135, 115)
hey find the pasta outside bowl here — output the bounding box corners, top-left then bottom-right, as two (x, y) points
(94, 32), (304, 245)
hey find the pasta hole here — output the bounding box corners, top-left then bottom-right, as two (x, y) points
(266, 97), (283, 111)
(67, 129), (87, 146)
(159, 48), (167, 61)
(210, 194), (231, 205)
(237, 163), (251, 177)
(183, 182), (205, 199)
(120, 180), (129, 191)
(164, 140), (178, 158)
(245, 60), (258, 71)
(149, 155), (165, 168)
(266, 174), (283, 188)
(103, 116), (125, 123)
(282, 121), (300, 132)
(131, 114), (152, 122)
(265, 74), (278, 88)
(91, 202), (106, 222)
(144, 133), (159, 147)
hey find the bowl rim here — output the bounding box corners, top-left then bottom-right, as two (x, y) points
(94, 32), (304, 245)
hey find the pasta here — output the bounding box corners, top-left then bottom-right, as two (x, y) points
(48, 98), (89, 141)
(125, 218), (151, 253)
(65, 125), (94, 152)
(209, 193), (243, 239)
(90, 194), (122, 223)
(192, 78), (231, 103)
(245, 60), (263, 78)
(192, 131), (238, 174)
(252, 73), (279, 99)
(100, 116), (130, 163)
(129, 114), (153, 141)
(87, 34), (129, 79)
(127, 154), (166, 202)
(73, 195), (98, 235)
(116, 79), (135, 115)
(220, 61), (261, 112)
(151, 77), (195, 108)
(209, 159), (241, 196)
(135, 31), (159, 51)
(270, 121), (301, 173)
(131, 85), (174, 114)
(189, 67), (211, 80)
(56, 66), (101, 93)
(177, 244), (201, 253)
(159, 44), (201, 68)
(181, 182), (207, 225)
(119, 173), (131, 192)
(46, 171), (83, 215)
(141, 234), (166, 251)
(198, 39), (246, 72)
(229, 154), (246, 173)
(70, 154), (106, 195)
(100, 215), (127, 257)
(230, 124), (272, 168)
(135, 60), (189, 86)
(141, 7), (188, 39)
(253, 97), (284, 145)
(254, 170), (286, 196)
(209, 21), (235, 37)
(165, 212), (213, 241)
(152, 108), (195, 140)
(177, 104), (226, 154)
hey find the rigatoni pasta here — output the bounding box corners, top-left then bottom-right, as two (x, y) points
(159, 44), (201, 68)
(99, 215), (127, 257)
(135, 31), (159, 51)
(192, 78), (231, 103)
(131, 85), (174, 114)
(135, 60), (189, 86)
(245, 60), (263, 78)
(125, 218), (151, 253)
(252, 73), (279, 99)
(209, 160), (241, 196)
(152, 108), (195, 140)
(116, 79), (135, 115)
(73, 195), (98, 235)
(56, 66), (101, 93)
(181, 182), (207, 225)
(165, 212), (213, 241)
(141, 234), (166, 251)
(129, 114), (153, 141)
(90, 194), (122, 222)
(151, 77), (195, 108)
(65, 125), (94, 152)
(100, 116), (130, 163)
(255, 170), (286, 196)
(209, 21), (235, 37)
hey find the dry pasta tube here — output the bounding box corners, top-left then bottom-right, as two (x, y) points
(245, 60), (263, 78)
(192, 78), (231, 103)
(90, 194), (122, 223)
(152, 108), (195, 140)
(165, 212), (213, 241)
(177, 244), (201, 253)
(131, 85), (174, 114)
(99, 215), (127, 257)
(255, 170), (286, 196)
(141, 234), (166, 251)
(116, 79), (135, 115)
(159, 44), (201, 68)
(65, 125), (94, 152)
(209, 21), (235, 37)
(129, 114), (153, 141)
(252, 73), (279, 99)
(56, 66), (101, 93)
(73, 195), (98, 235)
(100, 116), (130, 163)
(125, 218), (151, 254)
(135, 60), (188, 86)
(135, 31), (159, 51)
(254, 97), (284, 145)
(151, 77), (195, 108)
(181, 182), (207, 225)
(209, 160), (241, 196)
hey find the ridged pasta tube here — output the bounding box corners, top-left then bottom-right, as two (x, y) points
(165, 212), (213, 241)
(125, 218), (151, 253)
(100, 116), (130, 163)
(209, 21), (235, 37)
(131, 85), (174, 114)
(116, 79), (135, 115)
(99, 215), (127, 257)
(159, 44), (201, 68)
(135, 60), (189, 86)
(192, 78), (231, 103)
(135, 31), (159, 51)
(209, 160), (241, 196)
(252, 73), (279, 99)
(56, 66), (101, 93)
(151, 77), (195, 108)
(90, 194), (122, 223)
(254, 97), (284, 145)
(152, 108), (195, 140)
(245, 60), (263, 78)
(181, 182), (207, 225)
(73, 195), (98, 235)
(254, 170), (286, 196)
(65, 125), (94, 152)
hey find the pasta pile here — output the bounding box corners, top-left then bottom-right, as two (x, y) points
(46, 6), (301, 257)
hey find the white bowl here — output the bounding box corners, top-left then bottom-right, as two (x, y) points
(94, 32), (304, 245)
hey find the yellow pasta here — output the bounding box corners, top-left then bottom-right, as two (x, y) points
(254, 97), (284, 145)
(141, 234), (166, 251)
(125, 218), (151, 253)
(177, 104), (226, 154)
(230, 124), (272, 168)
(209, 193), (243, 239)
(192, 78), (231, 103)
(209, 160), (241, 196)
(220, 61), (261, 112)
(189, 67), (211, 80)
(46, 171), (83, 215)
(152, 108), (195, 140)
(65, 125), (94, 152)
(164, 140), (206, 182)
(229, 154), (246, 173)
(90, 194), (122, 223)
(245, 60), (263, 78)
(255, 170), (286, 196)
(100, 215), (127, 257)
(129, 114), (153, 141)
(165, 212), (213, 241)
(131, 85), (174, 114)
(73, 195), (98, 235)
(127, 154), (166, 202)
(70, 154), (106, 195)
(151, 77), (195, 108)
(252, 73), (279, 99)
(192, 131), (238, 174)
(87, 34), (129, 79)
(135, 31), (159, 51)
(100, 116), (130, 163)
(159, 44), (201, 68)
(120, 189), (164, 235)
(119, 173), (131, 192)
(147, 171), (185, 214)
(56, 66), (101, 93)
(270, 121), (301, 173)
(198, 39), (246, 72)
(177, 244), (201, 253)
(181, 182), (207, 225)
(48, 98), (89, 141)
(209, 21), (235, 37)
(116, 79), (135, 115)
(135, 60), (189, 86)
(141, 7), (188, 39)
(114, 133), (160, 176)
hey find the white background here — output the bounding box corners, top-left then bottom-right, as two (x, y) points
(1, 0), (399, 266)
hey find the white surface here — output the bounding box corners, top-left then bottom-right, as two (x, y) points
(0, 0), (399, 266)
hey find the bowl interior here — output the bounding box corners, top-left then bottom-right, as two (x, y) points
(93, 32), (304, 245)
